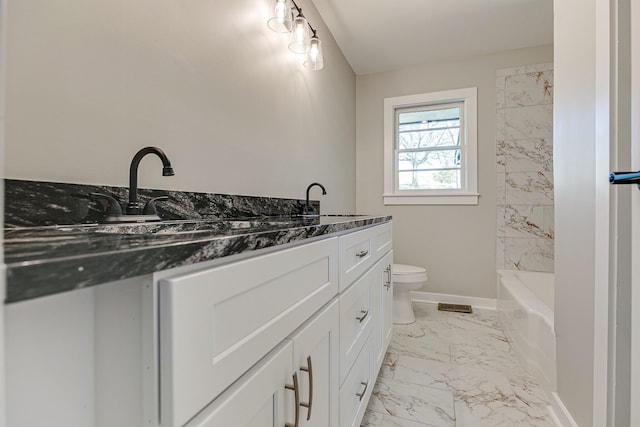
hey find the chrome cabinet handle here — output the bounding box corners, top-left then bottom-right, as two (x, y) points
(384, 265), (391, 290)
(356, 309), (369, 323)
(285, 372), (300, 427)
(356, 381), (369, 401)
(300, 356), (313, 421)
(356, 250), (369, 258)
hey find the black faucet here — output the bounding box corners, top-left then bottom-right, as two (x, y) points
(303, 182), (326, 216)
(127, 146), (175, 215)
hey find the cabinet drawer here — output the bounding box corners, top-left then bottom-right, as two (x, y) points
(371, 222), (392, 261)
(339, 222), (392, 291)
(339, 337), (372, 427)
(339, 267), (373, 385)
(158, 237), (338, 427)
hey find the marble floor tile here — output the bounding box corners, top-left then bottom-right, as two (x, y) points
(389, 323), (452, 363)
(378, 352), (398, 379)
(363, 302), (556, 427)
(369, 377), (456, 427)
(508, 370), (552, 409)
(411, 306), (512, 353)
(454, 398), (555, 427)
(450, 343), (522, 372)
(361, 410), (429, 427)
(412, 302), (456, 321)
(392, 356), (513, 397)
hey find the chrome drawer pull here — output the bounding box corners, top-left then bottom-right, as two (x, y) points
(300, 356), (313, 421)
(356, 381), (369, 401)
(356, 250), (369, 258)
(356, 309), (369, 323)
(384, 265), (391, 290)
(285, 372), (300, 427)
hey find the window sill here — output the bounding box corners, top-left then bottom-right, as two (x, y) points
(383, 192), (479, 206)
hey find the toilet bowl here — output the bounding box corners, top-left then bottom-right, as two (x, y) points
(392, 264), (428, 324)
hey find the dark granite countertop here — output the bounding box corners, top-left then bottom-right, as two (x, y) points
(4, 215), (392, 303)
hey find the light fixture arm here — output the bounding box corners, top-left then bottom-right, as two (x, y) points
(267, 0), (324, 70)
(289, 0), (317, 34)
(290, 0), (302, 13)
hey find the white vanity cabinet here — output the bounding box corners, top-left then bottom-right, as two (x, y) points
(155, 221), (392, 427)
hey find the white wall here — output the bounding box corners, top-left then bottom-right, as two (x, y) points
(356, 45), (553, 299)
(1, 0), (6, 423)
(553, 0), (606, 425)
(3, 0), (356, 214)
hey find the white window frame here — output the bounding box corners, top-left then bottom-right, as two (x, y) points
(383, 87), (478, 205)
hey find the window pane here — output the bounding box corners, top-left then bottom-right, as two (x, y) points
(398, 149), (460, 170)
(398, 107), (460, 126)
(398, 170), (461, 190)
(398, 127), (460, 149)
(398, 107), (461, 151)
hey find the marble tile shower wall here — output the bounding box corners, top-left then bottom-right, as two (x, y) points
(496, 63), (554, 272)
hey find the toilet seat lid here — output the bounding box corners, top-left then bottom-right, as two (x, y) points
(393, 264), (426, 275)
(392, 264), (428, 283)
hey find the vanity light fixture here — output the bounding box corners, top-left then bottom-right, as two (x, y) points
(288, 9), (311, 54)
(303, 30), (323, 70)
(266, 0), (324, 70)
(267, 0), (292, 32)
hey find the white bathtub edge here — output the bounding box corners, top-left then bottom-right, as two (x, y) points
(411, 291), (497, 310)
(498, 270), (554, 329)
(549, 392), (579, 427)
(498, 270), (557, 394)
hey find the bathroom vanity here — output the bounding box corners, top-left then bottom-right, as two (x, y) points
(3, 181), (392, 427)
(157, 221), (393, 427)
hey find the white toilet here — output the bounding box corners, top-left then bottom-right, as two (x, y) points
(392, 264), (428, 324)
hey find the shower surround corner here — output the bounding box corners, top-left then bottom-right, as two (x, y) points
(496, 63), (555, 273)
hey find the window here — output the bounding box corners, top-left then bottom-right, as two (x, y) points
(383, 87), (478, 205)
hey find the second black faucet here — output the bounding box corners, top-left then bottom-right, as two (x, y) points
(303, 182), (326, 216)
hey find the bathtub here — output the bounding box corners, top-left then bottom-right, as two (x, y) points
(497, 270), (556, 392)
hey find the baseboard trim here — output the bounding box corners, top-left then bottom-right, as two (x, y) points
(549, 392), (579, 427)
(410, 291), (497, 310)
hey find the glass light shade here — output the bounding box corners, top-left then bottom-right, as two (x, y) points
(267, 0), (292, 33)
(288, 13), (311, 54)
(303, 36), (324, 70)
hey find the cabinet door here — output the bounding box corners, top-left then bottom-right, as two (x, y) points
(381, 251), (394, 352)
(371, 251), (394, 373)
(187, 340), (295, 427)
(288, 299), (339, 427)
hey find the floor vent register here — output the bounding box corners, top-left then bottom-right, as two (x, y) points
(437, 303), (473, 314)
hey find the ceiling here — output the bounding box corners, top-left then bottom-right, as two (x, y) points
(310, 0), (553, 75)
